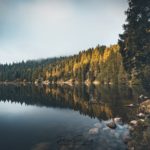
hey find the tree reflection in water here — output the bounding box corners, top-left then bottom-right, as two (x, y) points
(0, 84), (149, 122)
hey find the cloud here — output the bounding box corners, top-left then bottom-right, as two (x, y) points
(0, 0), (128, 63)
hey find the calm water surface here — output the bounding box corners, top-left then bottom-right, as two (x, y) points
(0, 84), (149, 150)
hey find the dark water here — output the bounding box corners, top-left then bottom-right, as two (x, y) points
(0, 84), (149, 150)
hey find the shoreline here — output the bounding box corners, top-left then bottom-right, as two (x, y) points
(125, 98), (150, 149)
(0, 80), (128, 86)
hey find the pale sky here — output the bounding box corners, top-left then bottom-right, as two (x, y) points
(0, 0), (128, 64)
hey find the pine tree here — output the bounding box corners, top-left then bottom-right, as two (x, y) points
(119, 0), (150, 84)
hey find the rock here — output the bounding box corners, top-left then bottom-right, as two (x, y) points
(114, 117), (122, 122)
(140, 100), (150, 113)
(139, 94), (145, 100)
(138, 95), (149, 101)
(130, 120), (138, 126)
(140, 99), (150, 105)
(137, 113), (145, 118)
(94, 123), (102, 128)
(88, 128), (99, 135)
(139, 119), (145, 122)
(107, 122), (116, 129)
(114, 117), (123, 125)
(144, 96), (149, 100)
(125, 104), (135, 107)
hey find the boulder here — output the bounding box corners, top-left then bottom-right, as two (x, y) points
(140, 99), (150, 113)
(107, 122), (116, 129)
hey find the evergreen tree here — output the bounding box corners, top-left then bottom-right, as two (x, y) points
(119, 0), (150, 84)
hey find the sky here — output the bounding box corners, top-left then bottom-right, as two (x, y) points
(0, 0), (128, 64)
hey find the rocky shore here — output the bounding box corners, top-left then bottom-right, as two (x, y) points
(127, 96), (150, 150)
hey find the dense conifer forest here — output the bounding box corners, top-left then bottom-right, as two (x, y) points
(0, 57), (65, 82)
(0, 44), (127, 84)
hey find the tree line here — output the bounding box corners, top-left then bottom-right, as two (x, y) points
(45, 44), (127, 84)
(0, 57), (65, 82)
(0, 44), (127, 84)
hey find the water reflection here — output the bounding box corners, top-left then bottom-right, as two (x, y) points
(0, 84), (149, 150)
(0, 84), (149, 121)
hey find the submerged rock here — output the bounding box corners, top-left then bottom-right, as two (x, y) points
(94, 123), (102, 128)
(107, 122), (116, 129)
(102, 127), (110, 131)
(89, 128), (99, 135)
(114, 132), (120, 138)
(117, 124), (124, 129)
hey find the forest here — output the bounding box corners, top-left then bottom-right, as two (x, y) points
(44, 44), (127, 84)
(0, 44), (127, 85)
(0, 57), (65, 82)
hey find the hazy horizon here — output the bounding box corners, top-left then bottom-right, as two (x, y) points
(0, 0), (128, 64)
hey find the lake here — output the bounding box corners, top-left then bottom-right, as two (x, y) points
(0, 84), (149, 150)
